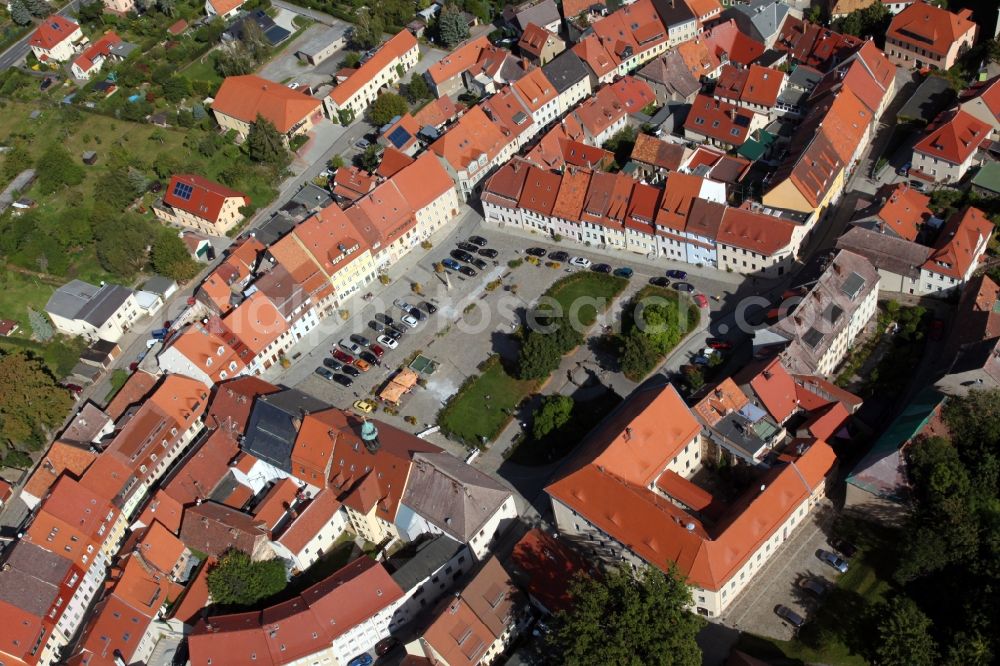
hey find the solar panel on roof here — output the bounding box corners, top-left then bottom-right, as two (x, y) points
(173, 182), (193, 201)
(388, 126), (412, 149)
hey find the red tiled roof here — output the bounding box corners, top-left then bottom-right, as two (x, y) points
(30, 15), (79, 51)
(888, 3), (977, 57)
(717, 206), (797, 255)
(430, 105), (509, 171)
(212, 75), (321, 134)
(377, 147), (415, 178)
(72, 31), (121, 74)
(518, 165), (561, 216)
(655, 172), (703, 232)
(22, 440), (97, 503)
(704, 19), (765, 66)
(163, 174), (248, 224)
(162, 429), (240, 506)
(426, 35), (492, 86)
(736, 356), (798, 423)
(607, 75), (655, 113)
(572, 35), (618, 79)
(630, 133), (687, 171)
(574, 85), (626, 138)
(923, 206), (993, 279)
(276, 489), (342, 554)
(518, 22), (557, 58)
(412, 95), (463, 128)
(208, 0), (245, 15)
(253, 478), (300, 531)
(875, 183), (932, 241)
(551, 167), (591, 222)
(685, 94), (757, 146)
(914, 109), (990, 166)
(482, 159), (531, 208)
(510, 529), (588, 613)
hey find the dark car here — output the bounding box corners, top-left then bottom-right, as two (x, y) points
(368, 319), (386, 333)
(649, 276), (670, 287)
(613, 267), (634, 278)
(469, 235), (488, 246)
(347, 654), (372, 666)
(526, 247), (547, 257)
(459, 265), (477, 277)
(673, 282), (695, 292)
(706, 338), (733, 350)
(457, 241), (479, 252)
(666, 269), (688, 280)
(333, 374), (354, 387)
(151, 328), (169, 340)
(420, 301), (438, 314)
(442, 258), (462, 271)
(323, 358), (343, 371)
(470, 257), (488, 270)
(375, 637), (399, 656)
(315, 367), (335, 381)
(408, 307), (425, 321)
(775, 605), (805, 628)
(341, 364), (361, 377)
(331, 349), (354, 364)
(350, 334), (370, 347)
(592, 263), (612, 273)
(548, 250), (569, 262)
(478, 248), (499, 258)
(40, 76), (55, 91)
(451, 249), (475, 263)
(386, 326), (404, 339)
(829, 538), (858, 558)
(360, 351), (379, 366)
(799, 578), (831, 598)
(374, 313), (395, 326)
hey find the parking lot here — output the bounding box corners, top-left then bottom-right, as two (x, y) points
(719, 500), (842, 641)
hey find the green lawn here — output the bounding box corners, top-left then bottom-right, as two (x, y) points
(437, 356), (537, 447)
(105, 369), (130, 402)
(179, 52), (222, 90)
(538, 272), (628, 328)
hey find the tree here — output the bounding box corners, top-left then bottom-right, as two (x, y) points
(27, 308), (53, 342)
(358, 144), (382, 172)
(2, 450), (32, 470)
(874, 597), (938, 666)
(351, 8), (384, 50)
(241, 19), (270, 62)
(156, 0), (176, 17)
(405, 73), (431, 103)
(2, 144), (32, 184)
(620, 329), (660, 379)
(341, 51), (361, 68)
(438, 4), (469, 47)
(162, 76), (192, 102)
(215, 44), (256, 77)
(246, 115), (288, 166)
(207, 550), (287, 607)
(532, 395), (573, 440)
(36, 144), (85, 194)
(152, 229), (200, 282)
(329, 154), (345, 169)
(517, 330), (562, 380)
(76, 0), (104, 22)
(94, 211), (150, 277)
(0, 351), (74, 452)
(24, 0), (51, 18)
(549, 566), (703, 666)
(9, 0), (32, 26)
(370, 92), (408, 126)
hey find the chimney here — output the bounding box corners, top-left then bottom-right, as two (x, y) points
(832, 261), (842, 275)
(624, 426), (633, 441)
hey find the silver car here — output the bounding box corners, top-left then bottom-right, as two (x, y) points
(817, 549), (849, 573)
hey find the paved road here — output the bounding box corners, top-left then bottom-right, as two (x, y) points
(0, 0), (81, 69)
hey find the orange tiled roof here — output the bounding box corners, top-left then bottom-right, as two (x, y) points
(331, 30), (418, 105)
(888, 3), (977, 57)
(430, 105), (508, 171)
(875, 183), (931, 241)
(208, 0), (245, 15)
(923, 206), (992, 279)
(518, 165), (562, 216)
(72, 31), (121, 74)
(222, 291), (290, 356)
(607, 75), (655, 113)
(574, 85), (626, 138)
(717, 206), (797, 255)
(693, 378), (749, 426)
(572, 35), (618, 79)
(518, 22), (558, 58)
(655, 172), (703, 232)
(426, 35), (493, 86)
(914, 109), (990, 166)
(30, 15), (79, 50)
(212, 75), (321, 134)
(276, 489), (342, 553)
(22, 440), (97, 503)
(253, 478), (301, 531)
(513, 67), (557, 112)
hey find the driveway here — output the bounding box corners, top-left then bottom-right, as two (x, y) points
(719, 500), (840, 641)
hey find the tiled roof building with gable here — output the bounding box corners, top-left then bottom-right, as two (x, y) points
(886, 3), (977, 71)
(211, 75), (324, 139)
(911, 109), (990, 183)
(155, 174), (249, 235)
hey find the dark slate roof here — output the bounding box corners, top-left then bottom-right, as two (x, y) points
(897, 75), (955, 123)
(385, 534), (465, 591)
(47, 280), (134, 327)
(541, 50), (589, 94)
(515, 0), (560, 29)
(254, 213), (296, 245)
(242, 389), (328, 473)
(143, 275), (178, 296)
(650, 0), (695, 29)
(0, 542), (72, 617)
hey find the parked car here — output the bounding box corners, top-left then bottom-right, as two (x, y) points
(909, 179), (927, 192)
(673, 282), (695, 292)
(420, 301), (438, 314)
(355, 139), (370, 149)
(368, 319), (385, 333)
(829, 538), (858, 558)
(393, 299), (414, 312)
(548, 250), (569, 262)
(457, 241), (479, 252)
(347, 653), (373, 666)
(774, 605), (805, 628)
(408, 306), (425, 320)
(333, 374), (353, 387)
(450, 249), (475, 263)
(151, 327), (169, 340)
(526, 247), (547, 257)
(375, 636), (399, 656)
(401, 314), (419, 328)
(706, 338), (732, 350)
(469, 235), (488, 246)
(569, 256), (591, 269)
(342, 364), (361, 377)
(388, 324), (407, 337)
(377, 334), (398, 349)
(692, 355), (711, 366)
(339, 339), (361, 355)
(331, 349), (354, 364)
(323, 358), (343, 371)
(666, 269), (688, 279)
(350, 334), (371, 348)
(353, 399), (376, 414)
(374, 313), (394, 326)
(613, 267), (634, 278)
(458, 265), (477, 277)
(478, 248), (499, 258)
(799, 578), (831, 598)
(442, 258), (462, 271)
(360, 351), (379, 366)
(62, 383), (83, 395)
(649, 276), (670, 287)
(470, 257), (488, 270)
(817, 549), (849, 573)
(897, 161), (911, 176)
(591, 263), (612, 273)
(369, 344), (385, 358)
(315, 367), (335, 381)
(354, 358), (371, 372)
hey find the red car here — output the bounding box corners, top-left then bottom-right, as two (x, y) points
(62, 383), (83, 395)
(694, 294), (709, 308)
(369, 344), (385, 359)
(331, 349), (354, 364)
(929, 319), (945, 341)
(707, 339), (732, 350)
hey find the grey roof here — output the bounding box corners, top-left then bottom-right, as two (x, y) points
(731, 0), (788, 41)
(46, 279), (134, 327)
(835, 226), (932, 280)
(143, 275), (178, 296)
(385, 534), (465, 591)
(638, 52), (700, 100)
(71, 361), (103, 382)
(541, 50), (589, 95)
(254, 213), (296, 245)
(295, 24), (350, 57)
(61, 403), (111, 444)
(650, 0), (695, 28)
(515, 0), (559, 29)
(787, 65), (822, 92)
(0, 542), (73, 617)
(708, 408), (778, 461)
(45, 279), (99, 319)
(242, 389), (328, 473)
(401, 452), (512, 543)
(289, 183), (333, 211)
(108, 41), (138, 59)
(897, 75), (954, 123)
